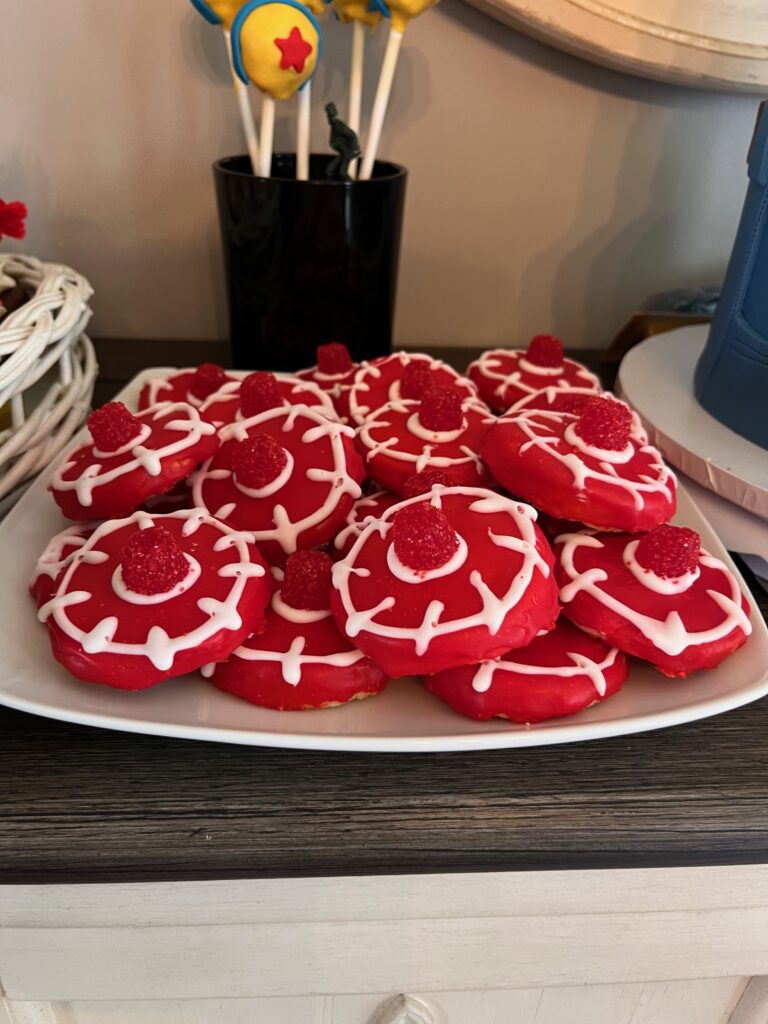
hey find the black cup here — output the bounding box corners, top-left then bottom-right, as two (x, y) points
(213, 154), (407, 372)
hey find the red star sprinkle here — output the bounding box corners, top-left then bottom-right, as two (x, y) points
(0, 200), (27, 242)
(274, 26), (312, 73)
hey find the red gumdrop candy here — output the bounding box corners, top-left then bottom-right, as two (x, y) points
(548, 391), (594, 415)
(240, 372), (283, 417)
(526, 334), (564, 368)
(393, 502), (459, 572)
(121, 526), (188, 596)
(573, 396), (632, 451)
(419, 386), (463, 432)
(190, 363), (226, 400)
(281, 550), (333, 611)
(635, 525), (701, 579)
(88, 402), (143, 453)
(400, 360), (433, 399)
(403, 470), (452, 498)
(233, 435), (288, 489)
(317, 342), (353, 375)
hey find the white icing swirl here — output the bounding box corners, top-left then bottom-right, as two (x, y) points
(471, 646), (620, 697)
(110, 555), (202, 606)
(622, 539), (701, 595)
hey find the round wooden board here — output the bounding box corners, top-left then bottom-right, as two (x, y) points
(464, 0), (768, 93)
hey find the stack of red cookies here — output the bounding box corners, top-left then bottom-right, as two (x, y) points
(31, 340), (752, 724)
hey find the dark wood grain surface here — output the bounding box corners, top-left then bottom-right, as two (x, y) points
(2, 339), (766, 884)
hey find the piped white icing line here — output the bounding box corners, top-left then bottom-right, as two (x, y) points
(141, 368), (243, 410)
(271, 589), (331, 623)
(30, 525), (96, 585)
(110, 555), (202, 606)
(200, 374), (338, 426)
(190, 404), (362, 556)
(622, 539), (701, 595)
(468, 349), (601, 403)
(51, 404), (217, 509)
(357, 398), (493, 474)
(556, 532), (752, 656)
(227, 587), (364, 686)
(333, 491), (393, 552)
(347, 352), (478, 424)
(332, 487), (550, 654)
(471, 646), (620, 698)
(39, 508), (266, 672)
(507, 408), (675, 512)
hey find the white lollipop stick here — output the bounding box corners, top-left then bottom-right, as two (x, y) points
(297, 83), (311, 181)
(359, 27), (403, 181)
(347, 20), (366, 178)
(259, 96), (276, 177)
(223, 30), (259, 173)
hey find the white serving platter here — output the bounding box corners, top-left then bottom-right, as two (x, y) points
(0, 368), (766, 753)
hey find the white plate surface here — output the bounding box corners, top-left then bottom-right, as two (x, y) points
(0, 368), (766, 753)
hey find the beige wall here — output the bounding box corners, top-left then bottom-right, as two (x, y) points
(1, 0), (761, 349)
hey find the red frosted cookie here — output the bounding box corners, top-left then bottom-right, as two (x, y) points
(425, 618), (628, 723)
(356, 387), (495, 495)
(30, 524), (98, 608)
(481, 396), (676, 532)
(199, 371), (337, 429)
(39, 509), (271, 689)
(331, 487), (559, 677)
(467, 336), (600, 413)
(507, 385), (603, 417)
(190, 404), (365, 564)
(343, 352), (479, 426)
(50, 402), (219, 522)
(296, 343), (360, 416)
(210, 551), (388, 710)
(138, 364), (239, 410)
(554, 525), (752, 677)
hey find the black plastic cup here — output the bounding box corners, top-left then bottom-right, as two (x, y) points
(213, 154), (407, 372)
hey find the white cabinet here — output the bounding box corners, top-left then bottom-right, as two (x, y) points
(2, 867), (768, 1023)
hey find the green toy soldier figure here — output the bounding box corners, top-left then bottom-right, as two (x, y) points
(325, 102), (361, 182)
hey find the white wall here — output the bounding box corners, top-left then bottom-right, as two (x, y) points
(0, 0), (760, 348)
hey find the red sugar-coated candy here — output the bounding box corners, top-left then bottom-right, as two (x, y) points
(190, 363), (226, 401)
(393, 502), (459, 572)
(573, 396), (632, 451)
(317, 342), (353, 375)
(400, 361), (433, 400)
(635, 524), (701, 579)
(121, 526), (188, 596)
(419, 386), (463, 432)
(88, 402), (143, 453)
(403, 470), (452, 498)
(240, 372), (283, 418)
(233, 435), (288, 489)
(549, 391), (594, 415)
(527, 334), (564, 368)
(281, 550), (333, 610)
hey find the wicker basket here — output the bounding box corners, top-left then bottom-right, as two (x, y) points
(0, 254), (97, 509)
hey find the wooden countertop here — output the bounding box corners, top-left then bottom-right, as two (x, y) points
(2, 337), (766, 885)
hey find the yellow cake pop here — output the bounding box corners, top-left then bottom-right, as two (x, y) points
(189, 0), (247, 29)
(331, 0), (388, 31)
(303, 0), (329, 16)
(233, 0), (321, 101)
(385, 0), (437, 32)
